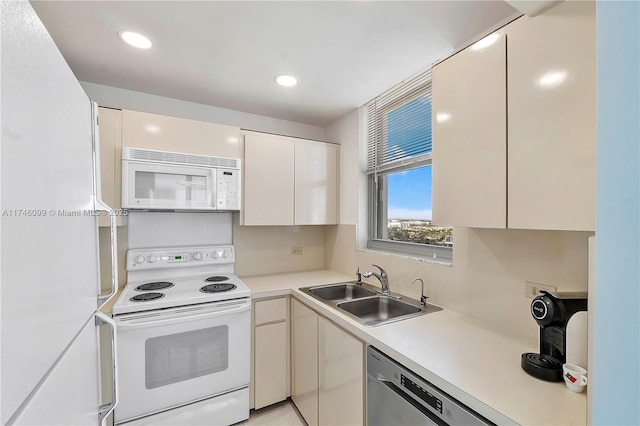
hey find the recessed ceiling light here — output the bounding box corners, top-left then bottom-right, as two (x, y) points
(118, 30), (153, 49)
(275, 74), (298, 87)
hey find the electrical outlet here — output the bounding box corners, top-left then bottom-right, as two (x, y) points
(525, 281), (557, 299)
(291, 247), (303, 256)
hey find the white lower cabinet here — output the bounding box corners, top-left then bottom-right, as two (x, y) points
(318, 317), (364, 426)
(291, 298), (364, 426)
(292, 299), (319, 426)
(252, 297), (289, 410)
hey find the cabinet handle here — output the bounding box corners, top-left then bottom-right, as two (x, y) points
(96, 312), (118, 425)
(91, 101), (119, 309)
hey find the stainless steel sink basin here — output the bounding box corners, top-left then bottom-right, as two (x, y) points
(299, 282), (442, 326)
(337, 296), (423, 326)
(307, 283), (376, 302)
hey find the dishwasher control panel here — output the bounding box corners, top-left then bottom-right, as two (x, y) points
(367, 346), (495, 426)
(401, 375), (443, 414)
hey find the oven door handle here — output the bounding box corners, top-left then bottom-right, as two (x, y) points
(116, 300), (250, 331)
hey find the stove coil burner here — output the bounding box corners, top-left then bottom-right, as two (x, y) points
(205, 276), (230, 283)
(135, 281), (174, 291)
(130, 292), (165, 302)
(200, 283), (237, 293)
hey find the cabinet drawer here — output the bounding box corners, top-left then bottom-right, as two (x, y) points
(254, 298), (287, 325)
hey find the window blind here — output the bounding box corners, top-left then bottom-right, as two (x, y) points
(366, 68), (432, 173)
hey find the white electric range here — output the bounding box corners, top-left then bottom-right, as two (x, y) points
(111, 245), (251, 426)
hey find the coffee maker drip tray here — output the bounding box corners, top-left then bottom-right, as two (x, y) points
(521, 352), (563, 382)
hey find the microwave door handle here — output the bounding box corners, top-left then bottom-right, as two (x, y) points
(176, 181), (207, 188)
(116, 300), (250, 331)
(91, 101), (119, 310)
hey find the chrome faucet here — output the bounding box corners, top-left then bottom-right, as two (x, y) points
(411, 278), (427, 308)
(362, 264), (390, 295)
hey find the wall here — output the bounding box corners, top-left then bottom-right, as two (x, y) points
(593, 2), (640, 424)
(324, 109), (361, 226)
(324, 108), (593, 339)
(84, 82), (330, 277)
(81, 81), (326, 141)
(233, 225), (326, 277)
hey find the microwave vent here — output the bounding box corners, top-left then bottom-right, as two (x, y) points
(123, 148), (240, 168)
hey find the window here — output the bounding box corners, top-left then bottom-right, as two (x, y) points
(366, 69), (453, 262)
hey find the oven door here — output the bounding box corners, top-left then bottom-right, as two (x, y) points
(122, 160), (216, 210)
(113, 299), (250, 423)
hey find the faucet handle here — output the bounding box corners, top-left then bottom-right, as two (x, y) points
(371, 264), (387, 277)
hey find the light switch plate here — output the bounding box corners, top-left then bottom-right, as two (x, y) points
(524, 281), (557, 299)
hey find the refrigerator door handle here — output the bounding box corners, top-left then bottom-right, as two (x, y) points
(91, 101), (119, 309)
(96, 312), (118, 426)
(96, 201), (118, 309)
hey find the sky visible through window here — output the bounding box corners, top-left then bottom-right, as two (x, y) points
(385, 95), (432, 221)
(387, 166), (432, 220)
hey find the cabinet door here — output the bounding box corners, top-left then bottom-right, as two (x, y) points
(507, 0), (595, 231)
(291, 300), (319, 426)
(243, 132), (295, 225)
(121, 110), (242, 158)
(318, 317), (363, 426)
(432, 33), (507, 228)
(97, 107), (122, 227)
(295, 140), (338, 225)
(254, 322), (288, 409)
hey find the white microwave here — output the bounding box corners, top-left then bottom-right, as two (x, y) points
(122, 147), (241, 211)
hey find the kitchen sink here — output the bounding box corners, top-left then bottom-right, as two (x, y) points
(306, 283), (377, 302)
(299, 282), (442, 326)
(337, 296), (422, 326)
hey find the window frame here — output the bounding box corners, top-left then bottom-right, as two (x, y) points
(365, 71), (453, 263)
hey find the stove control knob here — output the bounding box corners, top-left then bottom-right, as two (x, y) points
(213, 251), (222, 259)
(148, 255), (157, 263)
(223, 250), (230, 258)
(135, 255), (146, 264)
(193, 252), (203, 261)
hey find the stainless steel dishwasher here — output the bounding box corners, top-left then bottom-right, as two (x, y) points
(367, 347), (494, 426)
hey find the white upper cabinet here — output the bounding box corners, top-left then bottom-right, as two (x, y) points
(432, 33), (507, 228)
(121, 110), (242, 159)
(243, 132), (295, 225)
(242, 131), (338, 226)
(507, 0), (595, 231)
(295, 140), (338, 225)
(432, 0), (595, 231)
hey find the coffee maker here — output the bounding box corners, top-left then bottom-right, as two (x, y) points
(521, 291), (588, 381)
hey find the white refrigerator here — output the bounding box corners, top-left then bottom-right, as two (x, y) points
(1, 2), (118, 425)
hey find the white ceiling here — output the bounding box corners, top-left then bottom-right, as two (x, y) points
(31, 1), (518, 127)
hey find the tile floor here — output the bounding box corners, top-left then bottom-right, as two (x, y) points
(239, 400), (306, 426)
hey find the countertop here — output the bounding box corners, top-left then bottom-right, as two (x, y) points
(241, 270), (587, 426)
